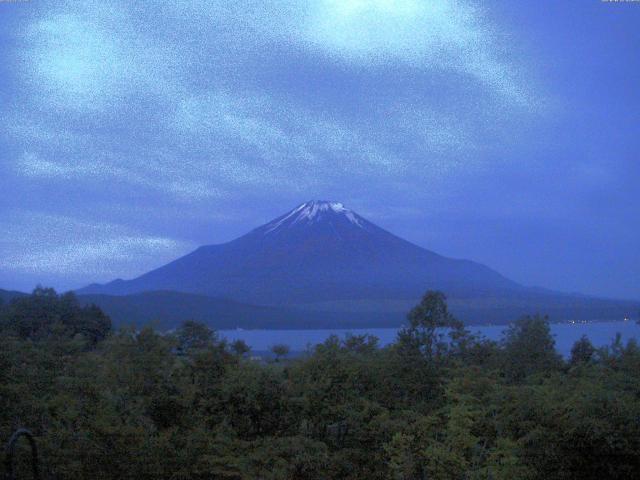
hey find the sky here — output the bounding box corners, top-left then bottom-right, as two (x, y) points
(0, 0), (638, 300)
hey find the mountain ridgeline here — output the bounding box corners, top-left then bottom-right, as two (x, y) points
(81, 201), (518, 302)
(76, 201), (637, 328)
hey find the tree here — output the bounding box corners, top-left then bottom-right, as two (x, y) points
(570, 335), (596, 366)
(398, 290), (464, 359)
(501, 314), (562, 381)
(175, 320), (216, 354)
(231, 339), (251, 357)
(342, 333), (379, 354)
(383, 432), (418, 479)
(271, 344), (290, 362)
(1, 287), (111, 344)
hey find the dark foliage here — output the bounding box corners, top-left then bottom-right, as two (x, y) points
(0, 287), (111, 345)
(1, 290), (639, 479)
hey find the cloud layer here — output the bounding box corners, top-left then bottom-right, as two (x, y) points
(6, 0), (636, 299)
(1, 212), (191, 284)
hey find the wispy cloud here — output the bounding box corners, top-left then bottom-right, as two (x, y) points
(20, 3), (179, 112)
(1, 0), (549, 287)
(299, 0), (534, 106)
(9, 0), (542, 198)
(1, 212), (192, 277)
(17, 152), (118, 178)
(169, 91), (411, 185)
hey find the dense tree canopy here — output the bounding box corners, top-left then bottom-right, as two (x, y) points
(1, 289), (639, 479)
(0, 287), (111, 345)
(501, 314), (562, 382)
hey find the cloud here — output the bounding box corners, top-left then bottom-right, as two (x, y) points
(11, 81), (505, 205)
(19, 3), (179, 113)
(169, 90), (413, 186)
(10, 0), (539, 192)
(27, 14), (124, 104)
(17, 151), (114, 178)
(299, 0), (533, 106)
(13, 149), (220, 200)
(3, 0), (547, 272)
(0, 213), (192, 277)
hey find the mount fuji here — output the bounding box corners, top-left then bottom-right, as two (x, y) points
(80, 201), (520, 302)
(78, 201), (638, 326)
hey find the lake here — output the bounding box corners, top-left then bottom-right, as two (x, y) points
(220, 320), (640, 357)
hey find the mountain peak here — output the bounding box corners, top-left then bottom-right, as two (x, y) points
(302, 199), (345, 209)
(297, 200), (352, 219)
(262, 200), (365, 234)
(78, 199), (527, 307)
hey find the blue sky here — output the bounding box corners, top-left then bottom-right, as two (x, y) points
(1, 0), (638, 300)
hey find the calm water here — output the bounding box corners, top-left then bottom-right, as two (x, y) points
(220, 321), (640, 357)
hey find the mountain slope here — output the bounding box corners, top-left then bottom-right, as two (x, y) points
(0, 288), (27, 304)
(79, 200), (522, 304)
(76, 291), (413, 330)
(77, 201), (639, 325)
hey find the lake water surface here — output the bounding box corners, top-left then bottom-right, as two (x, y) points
(220, 321), (640, 357)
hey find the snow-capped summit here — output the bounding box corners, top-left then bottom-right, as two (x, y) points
(263, 200), (364, 234)
(296, 200), (350, 218)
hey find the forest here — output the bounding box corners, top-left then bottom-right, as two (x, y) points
(1, 287), (640, 479)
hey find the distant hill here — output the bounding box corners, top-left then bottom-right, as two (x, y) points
(76, 291), (407, 330)
(3, 286), (637, 330)
(1, 287), (404, 330)
(0, 288), (27, 304)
